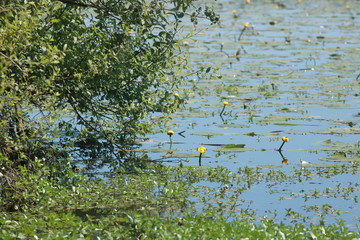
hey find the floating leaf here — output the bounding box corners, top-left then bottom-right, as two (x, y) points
(258, 164), (282, 169)
(192, 132), (225, 136)
(161, 152), (204, 158)
(297, 163), (341, 167)
(214, 145), (255, 152)
(136, 148), (175, 153)
(320, 151), (360, 162)
(174, 111), (212, 118)
(243, 132), (256, 136)
(221, 144), (246, 149)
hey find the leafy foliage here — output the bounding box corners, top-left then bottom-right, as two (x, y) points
(0, 0), (219, 161)
(1, 165), (359, 239)
(0, 0), (219, 208)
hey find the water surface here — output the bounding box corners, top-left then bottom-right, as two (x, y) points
(140, 0), (360, 228)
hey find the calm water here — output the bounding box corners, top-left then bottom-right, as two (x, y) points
(139, 0), (360, 228)
(142, 0), (359, 168)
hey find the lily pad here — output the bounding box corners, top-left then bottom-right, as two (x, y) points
(276, 107), (306, 113)
(243, 132), (256, 136)
(256, 114), (296, 125)
(286, 128), (360, 135)
(319, 157), (359, 162)
(174, 111), (212, 118)
(218, 123), (250, 128)
(221, 144), (246, 149)
(258, 164), (283, 169)
(136, 148), (175, 153)
(161, 152), (202, 158)
(192, 132), (226, 136)
(214, 144), (255, 152)
(297, 163), (341, 168)
(320, 151), (360, 162)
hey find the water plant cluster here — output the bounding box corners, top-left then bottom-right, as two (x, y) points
(1, 163), (359, 239)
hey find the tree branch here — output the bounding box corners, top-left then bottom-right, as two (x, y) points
(57, 0), (96, 8)
(0, 51), (28, 78)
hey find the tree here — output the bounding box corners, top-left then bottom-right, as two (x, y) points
(0, 0), (219, 167)
(0, 0), (219, 207)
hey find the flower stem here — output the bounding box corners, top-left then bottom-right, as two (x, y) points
(278, 141), (285, 151)
(220, 105), (226, 116)
(238, 27), (246, 41)
(169, 135), (173, 149)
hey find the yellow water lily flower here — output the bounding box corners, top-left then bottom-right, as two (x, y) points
(197, 146), (207, 154)
(220, 101), (229, 116)
(173, 93), (179, 97)
(243, 22), (250, 28)
(282, 136), (289, 142)
(278, 136), (289, 151)
(167, 130), (174, 136)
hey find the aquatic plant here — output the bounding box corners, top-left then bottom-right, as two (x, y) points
(278, 136), (289, 151)
(197, 146), (207, 165)
(238, 22), (250, 41)
(220, 101), (229, 116)
(167, 130), (174, 147)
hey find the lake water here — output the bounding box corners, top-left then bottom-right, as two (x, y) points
(139, 0), (360, 228)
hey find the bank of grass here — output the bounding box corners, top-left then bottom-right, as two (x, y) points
(1, 164), (359, 239)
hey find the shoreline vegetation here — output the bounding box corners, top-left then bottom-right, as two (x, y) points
(1, 164), (359, 239)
